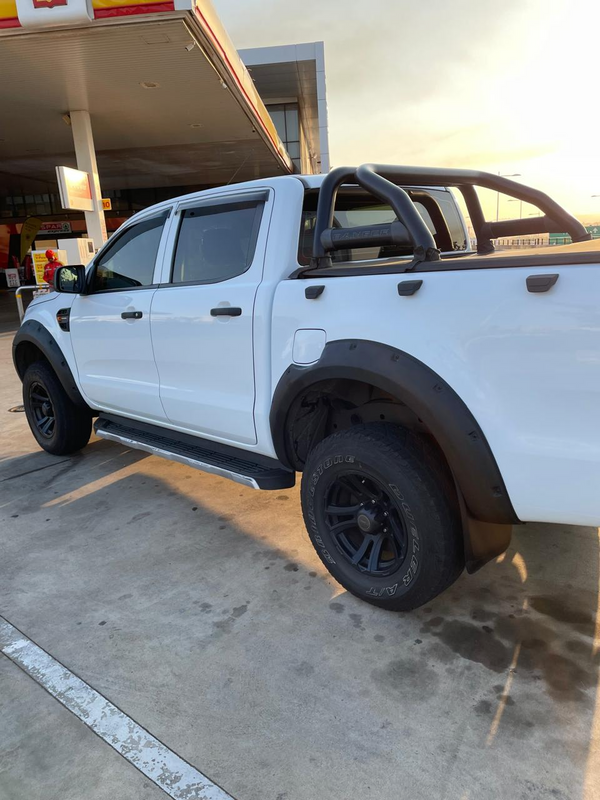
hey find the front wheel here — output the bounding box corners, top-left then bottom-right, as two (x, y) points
(300, 423), (464, 611)
(23, 361), (92, 455)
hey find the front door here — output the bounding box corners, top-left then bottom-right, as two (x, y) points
(70, 210), (171, 421)
(151, 191), (270, 445)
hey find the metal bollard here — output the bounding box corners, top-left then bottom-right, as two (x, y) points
(13, 285), (46, 323)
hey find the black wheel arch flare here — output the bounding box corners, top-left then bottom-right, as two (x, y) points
(270, 338), (519, 527)
(13, 319), (90, 411)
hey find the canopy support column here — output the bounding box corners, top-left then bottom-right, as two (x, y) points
(70, 110), (107, 251)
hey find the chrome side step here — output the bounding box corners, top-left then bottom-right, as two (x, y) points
(94, 416), (295, 491)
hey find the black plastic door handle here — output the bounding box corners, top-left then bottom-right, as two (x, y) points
(121, 311), (143, 319)
(526, 274), (559, 293)
(210, 307), (242, 317)
(397, 279), (423, 296)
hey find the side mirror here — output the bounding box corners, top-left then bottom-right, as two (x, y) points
(54, 265), (86, 294)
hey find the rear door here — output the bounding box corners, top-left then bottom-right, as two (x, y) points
(151, 190), (270, 445)
(70, 209), (171, 421)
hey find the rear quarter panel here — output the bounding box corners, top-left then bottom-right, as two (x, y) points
(270, 262), (600, 526)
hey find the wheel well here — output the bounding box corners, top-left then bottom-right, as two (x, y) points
(282, 376), (514, 572)
(14, 341), (50, 380)
(283, 377), (448, 473)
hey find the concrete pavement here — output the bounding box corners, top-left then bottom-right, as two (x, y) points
(1, 290), (599, 800)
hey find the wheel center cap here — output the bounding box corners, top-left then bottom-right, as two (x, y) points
(42, 401), (51, 416)
(357, 510), (378, 533)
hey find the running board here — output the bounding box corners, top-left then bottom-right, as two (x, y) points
(94, 415), (295, 491)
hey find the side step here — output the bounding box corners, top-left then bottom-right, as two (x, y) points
(94, 415), (295, 491)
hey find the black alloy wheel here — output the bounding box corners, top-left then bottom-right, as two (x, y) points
(300, 423), (465, 611)
(23, 360), (92, 455)
(324, 472), (407, 577)
(28, 381), (56, 439)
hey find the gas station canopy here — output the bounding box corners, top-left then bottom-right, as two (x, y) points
(0, 0), (295, 194)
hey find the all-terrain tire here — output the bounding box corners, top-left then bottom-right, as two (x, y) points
(23, 360), (92, 455)
(300, 423), (464, 611)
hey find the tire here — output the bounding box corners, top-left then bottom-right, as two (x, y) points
(23, 360), (92, 455)
(300, 423), (464, 611)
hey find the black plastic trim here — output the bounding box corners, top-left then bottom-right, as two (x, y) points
(295, 246), (600, 279)
(210, 307), (242, 317)
(305, 285), (325, 299)
(87, 284), (159, 294)
(526, 273), (559, 293)
(311, 164), (590, 267)
(97, 414), (295, 490)
(56, 308), (71, 331)
(270, 339), (518, 525)
(12, 320), (90, 410)
(320, 220), (411, 252)
(397, 280), (423, 296)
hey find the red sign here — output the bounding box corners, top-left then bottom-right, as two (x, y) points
(31, 0), (68, 7)
(40, 221), (72, 234)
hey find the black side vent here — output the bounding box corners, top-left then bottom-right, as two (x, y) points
(56, 309), (71, 332)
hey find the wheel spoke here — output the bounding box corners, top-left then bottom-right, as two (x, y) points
(338, 474), (380, 502)
(40, 417), (54, 435)
(387, 515), (406, 554)
(325, 502), (361, 516)
(367, 534), (385, 572)
(337, 474), (365, 497)
(328, 519), (356, 537)
(30, 392), (47, 403)
(351, 536), (371, 566)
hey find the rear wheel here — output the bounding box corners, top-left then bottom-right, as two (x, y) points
(23, 361), (92, 455)
(300, 423), (464, 611)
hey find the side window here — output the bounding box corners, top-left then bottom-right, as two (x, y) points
(171, 199), (264, 285)
(92, 213), (167, 291)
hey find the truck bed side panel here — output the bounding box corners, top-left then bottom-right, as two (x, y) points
(270, 263), (600, 526)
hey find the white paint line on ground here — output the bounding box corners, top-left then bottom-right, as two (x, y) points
(0, 617), (235, 800)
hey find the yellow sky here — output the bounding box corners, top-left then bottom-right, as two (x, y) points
(216, 0), (600, 221)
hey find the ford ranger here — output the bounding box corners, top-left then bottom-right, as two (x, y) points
(12, 164), (600, 611)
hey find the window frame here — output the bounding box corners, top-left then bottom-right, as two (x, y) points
(85, 208), (172, 295)
(165, 190), (269, 288)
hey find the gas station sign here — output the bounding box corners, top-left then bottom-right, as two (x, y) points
(14, 0), (92, 27)
(1, 0), (176, 28)
(56, 166), (94, 212)
(40, 221), (72, 234)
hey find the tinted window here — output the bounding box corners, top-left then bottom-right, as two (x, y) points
(172, 200), (263, 284)
(298, 188), (468, 265)
(92, 213), (166, 291)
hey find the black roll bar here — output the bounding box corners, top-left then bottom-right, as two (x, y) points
(311, 163), (591, 267)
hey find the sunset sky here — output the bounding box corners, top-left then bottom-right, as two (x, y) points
(216, 0), (600, 222)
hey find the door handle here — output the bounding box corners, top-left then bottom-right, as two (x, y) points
(210, 307), (242, 317)
(526, 274), (559, 293)
(121, 311), (143, 319)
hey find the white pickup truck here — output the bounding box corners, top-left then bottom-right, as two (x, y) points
(13, 164), (600, 611)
